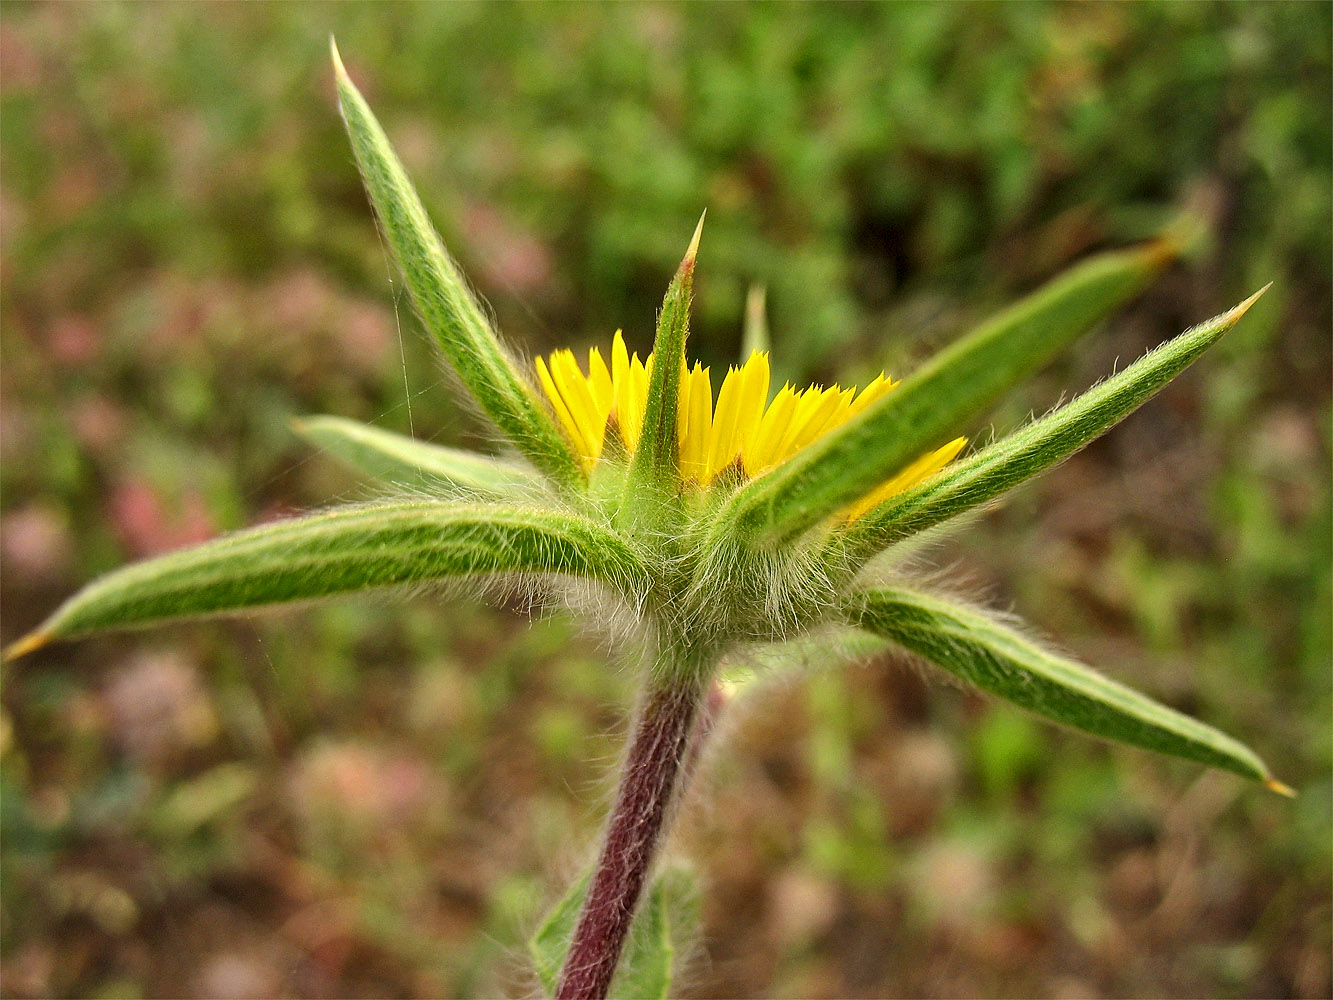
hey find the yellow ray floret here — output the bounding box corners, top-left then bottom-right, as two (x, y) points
(841, 435), (968, 522)
(678, 362), (713, 482)
(536, 339), (965, 519)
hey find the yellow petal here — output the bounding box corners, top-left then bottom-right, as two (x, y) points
(844, 436), (968, 522)
(733, 352), (771, 475)
(779, 385), (846, 461)
(745, 383), (797, 477)
(587, 346), (613, 417)
(611, 331), (633, 447)
(620, 350), (649, 452)
(705, 352), (772, 482)
(822, 386), (857, 436)
(536, 355), (591, 469)
(737, 354), (771, 430)
(903, 435), (968, 490)
(549, 350), (605, 462)
(847, 373), (895, 418)
(679, 363), (713, 481)
(541, 333), (920, 495)
(612, 329), (629, 377)
(705, 365), (744, 482)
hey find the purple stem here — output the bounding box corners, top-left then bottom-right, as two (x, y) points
(555, 671), (707, 1000)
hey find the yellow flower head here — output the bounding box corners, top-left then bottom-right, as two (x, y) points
(537, 331), (966, 520)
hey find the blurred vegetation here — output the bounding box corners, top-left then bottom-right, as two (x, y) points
(1, 3), (1328, 997)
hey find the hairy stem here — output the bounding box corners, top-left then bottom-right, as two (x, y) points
(555, 662), (708, 999)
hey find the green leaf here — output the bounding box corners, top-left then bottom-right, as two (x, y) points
(844, 288), (1269, 558)
(294, 415), (539, 496)
(9, 502), (643, 654)
(626, 215), (703, 498)
(147, 763), (257, 838)
(721, 241), (1174, 547)
(848, 586), (1280, 786)
(531, 872), (589, 996)
(331, 43), (580, 489)
(530, 865), (697, 1000)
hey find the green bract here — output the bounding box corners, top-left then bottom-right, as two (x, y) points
(7, 41), (1288, 999)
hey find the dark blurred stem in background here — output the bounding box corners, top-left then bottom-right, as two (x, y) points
(555, 668), (712, 999)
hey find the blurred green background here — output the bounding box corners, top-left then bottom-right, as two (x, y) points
(2, 3), (1329, 997)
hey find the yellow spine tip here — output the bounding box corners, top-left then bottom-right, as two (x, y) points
(4, 631), (50, 661)
(684, 209), (706, 263)
(1227, 283), (1272, 324)
(330, 36), (347, 80)
(1263, 777), (1297, 798)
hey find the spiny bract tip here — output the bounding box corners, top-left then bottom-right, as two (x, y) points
(330, 36), (347, 79)
(4, 631), (50, 662)
(685, 210), (706, 262)
(1226, 283), (1271, 324)
(1264, 777), (1297, 798)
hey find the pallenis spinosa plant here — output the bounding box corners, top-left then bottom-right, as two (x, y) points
(8, 42), (1291, 1000)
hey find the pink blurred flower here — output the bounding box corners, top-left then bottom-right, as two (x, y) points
(49, 314), (101, 366)
(70, 396), (128, 453)
(102, 651), (218, 766)
(1, 504), (73, 583)
(464, 202), (552, 296)
(289, 741), (437, 834)
(109, 480), (216, 558)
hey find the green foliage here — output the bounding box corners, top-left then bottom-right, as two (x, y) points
(530, 873), (591, 995)
(145, 762), (257, 840)
(531, 866), (695, 1000)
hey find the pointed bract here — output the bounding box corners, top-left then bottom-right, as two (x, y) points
(848, 586), (1278, 786)
(741, 284), (769, 359)
(332, 53), (580, 488)
(3, 631), (50, 662)
(294, 415), (540, 497)
(843, 286), (1270, 557)
(13, 503), (644, 648)
(625, 214), (704, 497)
(720, 241), (1175, 547)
